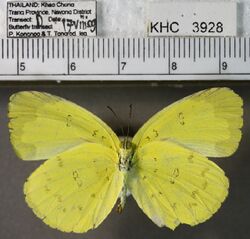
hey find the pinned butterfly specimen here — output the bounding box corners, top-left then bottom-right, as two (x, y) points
(8, 88), (243, 233)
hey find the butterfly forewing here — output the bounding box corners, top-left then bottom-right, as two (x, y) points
(132, 88), (243, 157)
(8, 91), (120, 160)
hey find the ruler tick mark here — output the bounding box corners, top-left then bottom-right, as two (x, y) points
(52, 38), (55, 59)
(188, 38), (191, 58)
(72, 38), (75, 59)
(143, 38), (145, 62)
(47, 38), (49, 59)
(203, 38), (206, 58)
(103, 38), (105, 58)
(37, 38), (39, 59)
(133, 38), (135, 58)
(229, 37), (232, 58)
(82, 38), (85, 58)
(97, 38), (100, 58)
(7, 39), (9, 59)
(234, 37), (236, 58)
(108, 38), (110, 58)
(193, 38), (196, 62)
(173, 37), (176, 58)
(31, 39), (34, 59)
(128, 38), (130, 58)
(21, 39), (24, 59)
(57, 38), (60, 58)
(239, 38), (242, 58)
(208, 38), (211, 58)
(77, 38), (80, 59)
(183, 38), (186, 58)
(87, 38), (90, 58)
(62, 38), (65, 59)
(214, 38), (216, 58)
(153, 38), (155, 58)
(198, 37), (201, 58)
(224, 37), (226, 58)
(163, 38), (166, 58)
(42, 38), (45, 62)
(244, 37), (246, 62)
(148, 38), (150, 58)
(92, 38), (95, 62)
(138, 38), (140, 58)
(178, 37), (180, 58)
(12, 38), (14, 59)
(158, 38), (160, 58)
(27, 38), (29, 59)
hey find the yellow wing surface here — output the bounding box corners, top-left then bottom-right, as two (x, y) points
(8, 91), (120, 160)
(132, 88), (243, 157)
(24, 143), (123, 233)
(128, 141), (229, 230)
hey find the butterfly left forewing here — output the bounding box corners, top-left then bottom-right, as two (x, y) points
(127, 141), (229, 230)
(24, 143), (123, 233)
(8, 91), (120, 160)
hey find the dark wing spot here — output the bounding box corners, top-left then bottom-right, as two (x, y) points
(188, 154), (194, 163)
(191, 190), (199, 199)
(178, 112), (185, 125)
(153, 129), (159, 138)
(143, 175), (147, 180)
(145, 136), (151, 141)
(173, 168), (180, 178)
(78, 205), (83, 211)
(169, 178), (175, 184)
(66, 114), (72, 127)
(92, 130), (99, 137)
(72, 170), (79, 180)
(57, 157), (64, 167)
(91, 193), (96, 198)
(202, 181), (208, 190)
(172, 203), (177, 210)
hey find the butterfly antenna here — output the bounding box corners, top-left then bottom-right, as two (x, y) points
(125, 104), (133, 148)
(107, 106), (125, 138)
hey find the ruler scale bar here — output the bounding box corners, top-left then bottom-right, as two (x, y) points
(0, 37), (250, 80)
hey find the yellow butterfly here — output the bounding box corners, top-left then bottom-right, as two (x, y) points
(8, 88), (243, 233)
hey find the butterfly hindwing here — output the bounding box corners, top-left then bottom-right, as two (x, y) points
(24, 143), (123, 233)
(132, 88), (243, 157)
(128, 141), (229, 230)
(8, 91), (120, 160)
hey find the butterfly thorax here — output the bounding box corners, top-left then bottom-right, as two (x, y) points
(117, 137), (135, 213)
(118, 137), (134, 171)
